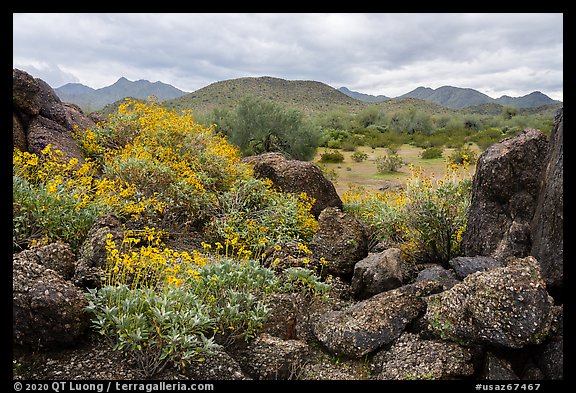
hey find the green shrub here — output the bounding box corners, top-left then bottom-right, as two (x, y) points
(448, 145), (477, 165)
(319, 150), (345, 163)
(343, 164), (472, 264)
(400, 166), (472, 264)
(351, 151), (369, 162)
(86, 284), (218, 378)
(375, 151), (404, 173)
(420, 147), (443, 159)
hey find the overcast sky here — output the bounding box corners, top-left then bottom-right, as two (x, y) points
(13, 13), (563, 101)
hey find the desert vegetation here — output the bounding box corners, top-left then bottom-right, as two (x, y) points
(13, 69), (562, 379)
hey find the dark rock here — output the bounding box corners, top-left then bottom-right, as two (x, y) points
(261, 293), (308, 340)
(310, 207), (370, 278)
(425, 256), (555, 348)
(35, 78), (70, 128)
(13, 112), (27, 151)
(351, 248), (412, 299)
(64, 102), (97, 133)
(373, 332), (474, 380)
(534, 335), (563, 380)
(74, 215), (124, 288)
(243, 152), (343, 217)
(415, 264), (459, 290)
(183, 347), (249, 380)
(448, 255), (503, 280)
(313, 281), (443, 358)
(531, 108), (563, 293)
(27, 115), (85, 163)
(238, 333), (309, 380)
(482, 352), (519, 380)
(16, 241), (76, 280)
(13, 68), (41, 115)
(13, 254), (89, 349)
(462, 129), (548, 261)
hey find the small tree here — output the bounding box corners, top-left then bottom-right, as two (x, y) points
(224, 96), (321, 161)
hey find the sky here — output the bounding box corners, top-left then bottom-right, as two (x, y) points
(13, 13), (563, 101)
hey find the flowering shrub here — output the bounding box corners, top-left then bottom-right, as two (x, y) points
(343, 163), (472, 264)
(15, 98), (328, 378)
(12, 145), (160, 251)
(74, 99), (318, 246)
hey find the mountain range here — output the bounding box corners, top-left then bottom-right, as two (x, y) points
(55, 77), (188, 113)
(53, 76), (561, 114)
(338, 86), (561, 109)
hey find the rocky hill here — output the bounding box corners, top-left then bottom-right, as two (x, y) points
(163, 76), (367, 116)
(55, 77), (188, 113)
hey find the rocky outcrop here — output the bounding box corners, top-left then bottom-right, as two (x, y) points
(372, 332), (475, 380)
(237, 333), (309, 380)
(14, 241), (76, 281)
(425, 256), (555, 348)
(13, 246), (90, 349)
(313, 281), (442, 358)
(462, 128), (548, 261)
(243, 152), (343, 217)
(13, 68), (94, 162)
(310, 207), (370, 278)
(531, 108), (563, 292)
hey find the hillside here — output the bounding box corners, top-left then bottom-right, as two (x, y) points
(55, 77), (188, 112)
(93, 76), (560, 122)
(162, 76), (367, 116)
(337, 87), (389, 103)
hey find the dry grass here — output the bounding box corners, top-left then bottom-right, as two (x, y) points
(314, 144), (479, 197)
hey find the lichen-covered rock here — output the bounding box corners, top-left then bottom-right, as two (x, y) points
(351, 248), (412, 299)
(13, 254), (89, 349)
(183, 347), (249, 380)
(462, 128), (548, 261)
(310, 207), (370, 278)
(238, 333), (309, 380)
(15, 241), (76, 280)
(13, 113), (27, 151)
(531, 108), (563, 292)
(425, 256), (555, 348)
(243, 152), (343, 217)
(313, 281), (442, 358)
(73, 215), (124, 288)
(261, 292), (308, 340)
(373, 332), (475, 380)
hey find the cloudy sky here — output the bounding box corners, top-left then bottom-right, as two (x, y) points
(13, 13), (563, 100)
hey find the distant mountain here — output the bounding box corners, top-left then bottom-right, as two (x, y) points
(163, 76), (366, 116)
(494, 91), (560, 109)
(55, 77), (188, 112)
(399, 86), (493, 109)
(337, 87), (389, 103)
(397, 86), (561, 109)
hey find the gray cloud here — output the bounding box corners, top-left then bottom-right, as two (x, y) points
(13, 13), (563, 100)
